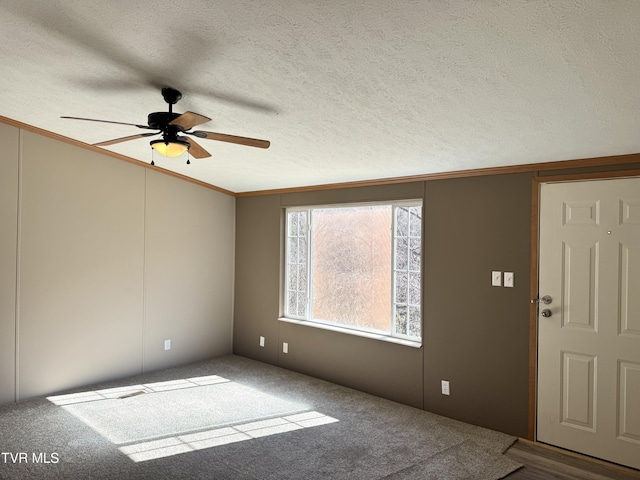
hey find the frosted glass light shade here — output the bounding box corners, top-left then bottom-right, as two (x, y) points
(150, 140), (189, 157)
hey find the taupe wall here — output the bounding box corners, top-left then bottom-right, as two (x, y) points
(235, 183), (426, 410)
(0, 124), (235, 403)
(234, 176), (532, 437)
(423, 173), (532, 437)
(234, 194), (282, 366)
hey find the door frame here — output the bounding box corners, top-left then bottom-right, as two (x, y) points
(528, 168), (640, 441)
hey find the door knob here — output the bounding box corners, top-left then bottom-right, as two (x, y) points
(531, 295), (552, 305)
(541, 309), (552, 318)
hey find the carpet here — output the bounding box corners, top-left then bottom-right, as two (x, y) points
(0, 354), (521, 479)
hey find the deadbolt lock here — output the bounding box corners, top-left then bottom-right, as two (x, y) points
(531, 295), (553, 305)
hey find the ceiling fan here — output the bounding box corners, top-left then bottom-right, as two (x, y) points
(62, 87), (270, 164)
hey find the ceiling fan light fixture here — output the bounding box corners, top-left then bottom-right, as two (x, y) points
(150, 138), (190, 157)
(63, 88), (270, 162)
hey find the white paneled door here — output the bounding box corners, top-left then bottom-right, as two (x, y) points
(537, 177), (640, 469)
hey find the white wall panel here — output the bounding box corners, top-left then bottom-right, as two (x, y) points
(18, 132), (146, 399)
(143, 169), (234, 372)
(0, 125), (235, 402)
(0, 123), (19, 404)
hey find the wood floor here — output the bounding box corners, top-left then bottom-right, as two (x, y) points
(503, 439), (640, 480)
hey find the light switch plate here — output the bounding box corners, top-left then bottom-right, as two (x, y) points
(283, 342), (288, 354)
(259, 336), (265, 347)
(164, 339), (171, 351)
(504, 272), (514, 288)
(491, 271), (502, 287)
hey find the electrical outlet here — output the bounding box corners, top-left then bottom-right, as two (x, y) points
(283, 342), (288, 354)
(491, 271), (502, 287)
(259, 336), (265, 347)
(164, 339), (171, 351)
(441, 380), (450, 395)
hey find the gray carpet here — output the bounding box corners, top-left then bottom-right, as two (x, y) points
(0, 355), (521, 479)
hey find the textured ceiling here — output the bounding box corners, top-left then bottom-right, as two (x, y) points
(1, 1), (639, 193)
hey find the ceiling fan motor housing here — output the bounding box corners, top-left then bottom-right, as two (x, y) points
(147, 112), (183, 131)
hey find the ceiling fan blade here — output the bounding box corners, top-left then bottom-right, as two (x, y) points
(169, 111), (212, 130)
(61, 116), (152, 130)
(193, 131), (270, 149)
(186, 138), (211, 159)
(93, 132), (159, 147)
(188, 87), (279, 113)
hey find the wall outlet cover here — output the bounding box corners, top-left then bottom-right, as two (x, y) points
(441, 380), (450, 395)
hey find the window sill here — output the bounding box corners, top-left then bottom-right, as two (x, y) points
(277, 317), (422, 349)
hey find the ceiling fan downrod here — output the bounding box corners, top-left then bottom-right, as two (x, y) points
(161, 87), (182, 114)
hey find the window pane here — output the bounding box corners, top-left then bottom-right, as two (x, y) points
(396, 207), (408, 237)
(297, 292), (307, 317)
(289, 211), (308, 237)
(291, 211), (300, 236)
(395, 305), (407, 335)
(395, 236), (408, 270)
(311, 205), (392, 332)
(286, 210), (308, 318)
(288, 291), (297, 314)
(393, 204), (421, 340)
(285, 202), (421, 342)
(408, 306), (421, 337)
(299, 211), (308, 236)
(409, 272), (420, 305)
(396, 272), (408, 304)
(299, 236), (307, 258)
(288, 237), (298, 263)
(409, 206), (422, 237)
(409, 237), (420, 272)
(288, 264), (298, 291)
(298, 263), (307, 291)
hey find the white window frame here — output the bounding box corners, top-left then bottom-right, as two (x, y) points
(282, 200), (422, 344)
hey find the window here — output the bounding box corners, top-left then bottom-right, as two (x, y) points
(284, 201), (422, 342)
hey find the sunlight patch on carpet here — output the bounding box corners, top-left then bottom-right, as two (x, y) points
(47, 375), (230, 406)
(46, 375), (339, 462)
(120, 411), (339, 462)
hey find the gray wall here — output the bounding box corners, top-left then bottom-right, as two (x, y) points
(0, 124), (235, 403)
(234, 176), (532, 437)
